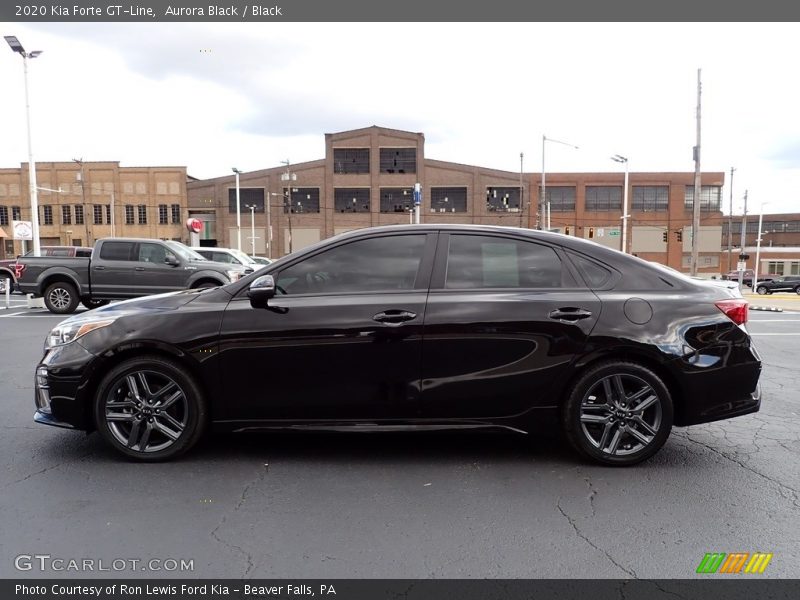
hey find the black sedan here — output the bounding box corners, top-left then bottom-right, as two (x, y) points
(34, 225), (762, 466)
(755, 275), (800, 295)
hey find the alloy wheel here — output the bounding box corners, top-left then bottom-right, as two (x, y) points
(103, 370), (188, 453)
(579, 374), (662, 456)
(48, 287), (72, 310)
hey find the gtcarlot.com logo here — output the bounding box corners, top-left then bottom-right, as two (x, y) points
(696, 552), (773, 574)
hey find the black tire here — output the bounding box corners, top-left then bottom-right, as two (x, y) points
(561, 361), (673, 466)
(93, 356), (207, 461)
(193, 281), (220, 289)
(795, 287), (800, 296)
(81, 298), (110, 310)
(43, 281), (80, 314)
(756, 286), (768, 295)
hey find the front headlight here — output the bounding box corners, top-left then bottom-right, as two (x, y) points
(226, 270), (243, 282)
(45, 319), (116, 350)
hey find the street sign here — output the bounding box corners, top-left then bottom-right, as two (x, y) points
(737, 261), (746, 271)
(597, 228), (605, 237)
(608, 230), (620, 237)
(12, 220), (32, 240)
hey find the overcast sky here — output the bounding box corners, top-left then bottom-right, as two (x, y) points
(1, 22), (799, 215)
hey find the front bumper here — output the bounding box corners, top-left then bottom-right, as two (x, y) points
(34, 341), (97, 431)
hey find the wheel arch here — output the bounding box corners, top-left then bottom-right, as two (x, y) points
(40, 271), (82, 296)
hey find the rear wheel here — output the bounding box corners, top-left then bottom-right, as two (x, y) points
(561, 361), (673, 466)
(94, 356), (207, 461)
(795, 287), (800, 295)
(756, 286), (768, 295)
(193, 281), (220, 289)
(43, 281), (79, 314)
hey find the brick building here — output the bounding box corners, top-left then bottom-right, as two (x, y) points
(0, 161), (188, 259)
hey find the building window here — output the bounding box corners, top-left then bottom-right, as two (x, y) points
(228, 188), (265, 213)
(105, 204), (112, 225)
(539, 186), (576, 212)
(379, 148), (417, 174)
(125, 205), (135, 225)
(334, 188), (370, 213)
(159, 204), (168, 224)
(632, 186), (669, 211)
(379, 187), (414, 213)
(431, 187), (468, 213)
(138, 205), (147, 225)
(585, 186), (622, 211)
(61, 205), (72, 225)
(681, 254), (720, 268)
(333, 148), (370, 174)
(283, 188), (320, 213)
(42, 205), (53, 226)
(486, 187), (521, 212)
(12, 206), (21, 220)
(684, 185), (722, 211)
(93, 205), (103, 225)
(75, 205), (84, 225)
(766, 261), (784, 276)
(171, 204), (181, 224)
(790, 262), (800, 275)
(0, 206), (7, 226)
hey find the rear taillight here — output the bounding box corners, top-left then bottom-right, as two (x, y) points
(14, 263), (25, 279)
(715, 299), (748, 326)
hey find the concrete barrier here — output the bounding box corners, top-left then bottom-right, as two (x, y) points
(26, 294), (45, 309)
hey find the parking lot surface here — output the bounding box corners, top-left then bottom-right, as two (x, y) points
(1, 303), (799, 579)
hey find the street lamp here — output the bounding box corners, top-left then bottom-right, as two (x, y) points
(541, 135), (579, 230)
(265, 191), (280, 259)
(280, 160), (297, 253)
(232, 167), (242, 251)
(753, 201), (771, 292)
(245, 204), (258, 257)
(611, 155), (630, 253)
(6, 35), (43, 256)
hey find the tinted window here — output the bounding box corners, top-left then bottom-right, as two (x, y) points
(212, 252), (237, 264)
(99, 242), (135, 261)
(277, 235), (426, 295)
(568, 252), (612, 288)
(138, 243), (168, 264)
(75, 249), (92, 257)
(445, 235), (563, 289)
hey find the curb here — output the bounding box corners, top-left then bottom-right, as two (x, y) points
(750, 306), (783, 312)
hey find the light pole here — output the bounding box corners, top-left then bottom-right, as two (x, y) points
(727, 167), (736, 272)
(737, 190), (748, 289)
(232, 168), (242, 251)
(6, 36), (43, 256)
(265, 192), (279, 259)
(753, 201), (770, 292)
(541, 135), (579, 230)
(611, 155), (630, 253)
(281, 160), (297, 253)
(245, 204), (257, 256)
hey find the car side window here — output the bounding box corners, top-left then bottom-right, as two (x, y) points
(445, 234), (564, 289)
(213, 252), (235, 264)
(137, 243), (168, 264)
(276, 235), (426, 295)
(99, 241), (135, 261)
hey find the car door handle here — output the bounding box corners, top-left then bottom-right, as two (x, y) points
(373, 310), (417, 325)
(549, 307), (593, 321)
(135, 267), (145, 271)
(93, 266), (105, 271)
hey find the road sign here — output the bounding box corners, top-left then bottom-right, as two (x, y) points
(12, 220), (32, 240)
(608, 230), (620, 237)
(737, 261), (746, 271)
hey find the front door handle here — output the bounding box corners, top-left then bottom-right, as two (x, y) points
(135, 267), (146, 271)
(373, 309), (417, 325)
(93, 266), (105, 271)
(549, 307), (592, 321)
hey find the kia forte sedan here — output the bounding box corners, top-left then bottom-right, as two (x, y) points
(33, 225), (762, 466)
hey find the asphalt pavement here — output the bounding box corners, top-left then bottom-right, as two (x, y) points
(0, 301), (798, 579)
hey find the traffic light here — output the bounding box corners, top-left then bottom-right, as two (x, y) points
(565, 225), (571, 236)
(588, 227), (594, 239)
(662, 231), (668, 242)
(676, 230), (683, 242)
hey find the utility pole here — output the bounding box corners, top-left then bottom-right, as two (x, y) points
(281, 160), (296, 253)
(73, 158), (91, 245)
(727, 166), (735, 272)
(737, 190), (748, 289)
(519, 152), (524, 228)
(690, 68), (702, 277)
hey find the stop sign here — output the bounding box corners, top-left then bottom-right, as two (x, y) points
(185, 218), (203, 234)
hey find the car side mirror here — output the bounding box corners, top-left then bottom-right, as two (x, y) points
(164, 254), (180, 266)
(248, 274), (276, 308)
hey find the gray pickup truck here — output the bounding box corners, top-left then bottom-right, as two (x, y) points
(17, 238), (247, 314)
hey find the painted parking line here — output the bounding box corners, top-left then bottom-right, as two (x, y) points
(749, 333), (800, 336)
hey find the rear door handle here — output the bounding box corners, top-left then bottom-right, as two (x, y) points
(549, 307), (592, 321)
(373, 309), (417, 325)
(135, 267), (145, 271)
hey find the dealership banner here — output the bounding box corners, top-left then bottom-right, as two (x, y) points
(4, 580), (800, 600)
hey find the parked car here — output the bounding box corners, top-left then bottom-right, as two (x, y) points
(190, 247), (268, 274)
(754, 275), (800, 295)
(721, 270), (773, 287)
(0, 246), (93, 293)
(33, 224), (761, 466)
(17, 238), (247, 314)
(250, 256), (273, 266)
(649, 263), (742, 299)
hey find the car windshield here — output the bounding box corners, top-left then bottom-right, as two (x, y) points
(229, 248), (257, 265)
(164, 241), (207, 262)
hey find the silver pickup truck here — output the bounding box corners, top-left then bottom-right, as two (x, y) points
(17, 238), (247, 314)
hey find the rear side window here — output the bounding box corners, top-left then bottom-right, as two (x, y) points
(99, 242), (135, 261)
(277, 235), (426, 295)
(568, 252), (612, 288)
(212, 252), (236, 264)
(445, 235), (564, 289)
(76, 249), (92, 257)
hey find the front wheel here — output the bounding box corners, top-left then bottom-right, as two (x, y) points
(756, 286), (768, 295)
(93, 356), (207, 461)
(44, 281), (80, 314)
(561, 361), (673, 466)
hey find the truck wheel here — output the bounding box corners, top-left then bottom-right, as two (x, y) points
(82, 298), (110, 310)
(193, 281), (219, 289)
(44, 281), (80, 314)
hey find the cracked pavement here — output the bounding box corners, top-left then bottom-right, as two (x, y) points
(0, 311), (798, 579)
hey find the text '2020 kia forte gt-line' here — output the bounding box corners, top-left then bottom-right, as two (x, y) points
(33, 225), (762, 466)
